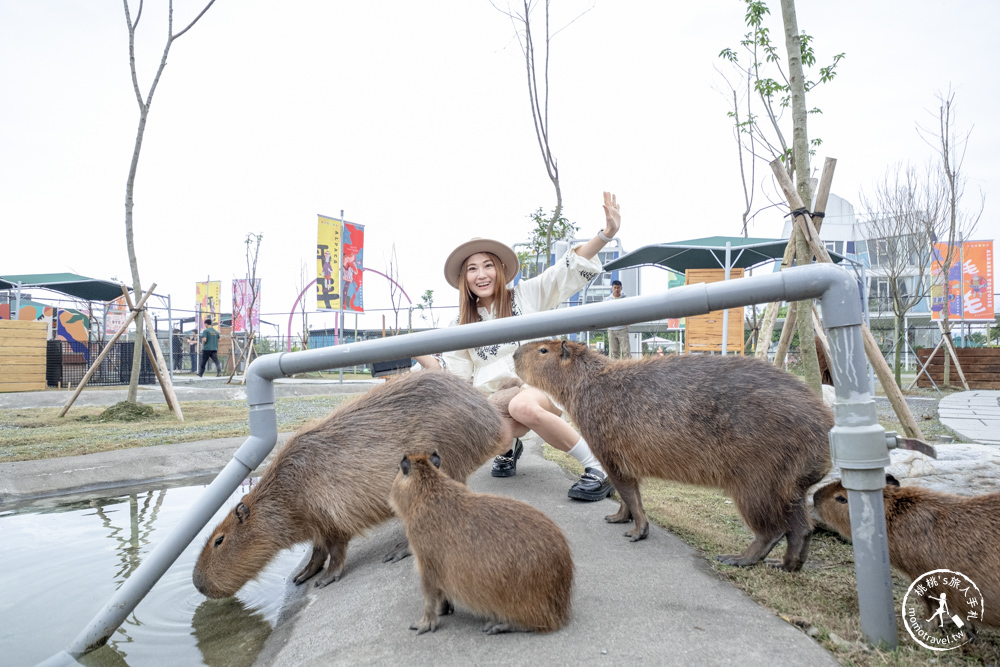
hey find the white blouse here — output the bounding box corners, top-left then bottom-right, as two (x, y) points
(441, 248), (602, 392)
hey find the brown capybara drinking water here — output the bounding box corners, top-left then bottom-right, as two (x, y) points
(192, 371), (507, 599)
(513, 339), (832, 572)
(389, 451), (573, 634)
(814, 475), (1000, 627)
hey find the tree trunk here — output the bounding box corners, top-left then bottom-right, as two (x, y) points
(125, 107), (150, 403)
(779, 0), (821, 396)
(893, 312), (904, 388)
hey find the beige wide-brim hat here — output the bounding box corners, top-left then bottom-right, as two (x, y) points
(443, 238), (520, 289)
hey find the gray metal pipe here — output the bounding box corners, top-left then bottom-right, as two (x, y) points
(46, 262), (896, 662)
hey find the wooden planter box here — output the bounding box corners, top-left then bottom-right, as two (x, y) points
(915, 347), (1000, 389)
(0, 320), (47, 392)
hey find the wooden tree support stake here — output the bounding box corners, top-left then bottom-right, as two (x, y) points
(770, 158), (925, 440)
(755, 157), (837, 359)
(59, 284), (156, 417)
(125, 289), (184, 421)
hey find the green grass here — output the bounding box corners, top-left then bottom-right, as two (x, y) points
(0, 395), (354, 462)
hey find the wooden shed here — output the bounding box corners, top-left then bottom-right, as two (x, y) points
(0, 320), (47, 392)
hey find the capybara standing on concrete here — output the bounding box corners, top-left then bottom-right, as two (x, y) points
(814, 475), (1000, 627)
(192, 371), (508, 599)
(390, 451), (573, 634)
(513, 339), (832, 572)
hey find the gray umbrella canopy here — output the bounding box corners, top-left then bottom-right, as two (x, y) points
(0, 273), (130, 302)
(603, 236), (845, 274)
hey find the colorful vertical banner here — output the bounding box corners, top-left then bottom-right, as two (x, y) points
(317, 215), (342, 311)
(342, 221), (365, 313)
(105, 295), (128, 335)
(196, 281), (222, 330)
(232, 279), (261, 333)
(930, 240), (994, 321)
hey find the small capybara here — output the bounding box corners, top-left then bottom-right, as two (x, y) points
(192, 371), (508, 599)
(389, 451), (573, 634)
(513, 339), (833, 572)
(814, 475), (1000, 628)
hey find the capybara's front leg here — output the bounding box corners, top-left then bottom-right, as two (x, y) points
(383, 540), (412, 563)
(293, 544), (329, 585)
(313, 536), (348, 587)
(481, 620), (529, 634)
(411, 586), (446, 635)
(604, 473), (647, 541)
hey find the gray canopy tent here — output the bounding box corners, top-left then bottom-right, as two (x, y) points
(603, 235), (846, 275)
(0, 273), (131, 317)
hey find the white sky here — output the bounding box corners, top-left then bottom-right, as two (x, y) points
(1, 1), (997, 336)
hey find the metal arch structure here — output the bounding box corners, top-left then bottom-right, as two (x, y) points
(285, 269), (413, 352)
(43, 263), (903, 664)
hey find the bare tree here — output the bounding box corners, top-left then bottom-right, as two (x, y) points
(859, 163), (943, 386)
(917, 88), (984, 386)
(495, 1), (591, 263)
(121, 0), (218, 402)
(387, 244), (404, 333)
(229, 233), (262, 381)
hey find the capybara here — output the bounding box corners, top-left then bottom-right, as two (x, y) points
(192, 371), (507, 599)
(814, 475), (1000, 628)
(513, 339), (832, 572)
(389, 451), (573, 634)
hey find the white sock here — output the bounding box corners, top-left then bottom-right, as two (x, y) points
(566, 437), (605, 474)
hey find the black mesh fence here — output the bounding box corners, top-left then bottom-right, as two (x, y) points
(46, 340), (156, 388)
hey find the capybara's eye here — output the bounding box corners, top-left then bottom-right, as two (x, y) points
(214, 535), (225, 548)
(539, 347), (548, 354)
(835, 494), (848, 504)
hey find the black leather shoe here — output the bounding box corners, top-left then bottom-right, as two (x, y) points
(567, 468), (614, 501)
(491, 438), (523, 478)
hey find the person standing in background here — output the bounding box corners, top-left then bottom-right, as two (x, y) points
(198, 318), (221, 377)
(605, 280), (631, 359)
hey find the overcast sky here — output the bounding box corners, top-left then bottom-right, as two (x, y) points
(1, 1), (997, 335)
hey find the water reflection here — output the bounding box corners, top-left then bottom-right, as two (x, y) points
(0, 478), (306, 667)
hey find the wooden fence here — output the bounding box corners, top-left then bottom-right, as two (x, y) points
(915, 347), (1000, 390)
(0, 320), (47, 392)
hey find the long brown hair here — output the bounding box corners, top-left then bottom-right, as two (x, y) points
(458, 252), (513, 325)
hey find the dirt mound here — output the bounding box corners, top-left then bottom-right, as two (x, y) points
(98, 401), (155, 423)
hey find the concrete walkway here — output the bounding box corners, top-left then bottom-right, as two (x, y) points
(3, 434), (838, 666)
(938, 390), (1000, 445)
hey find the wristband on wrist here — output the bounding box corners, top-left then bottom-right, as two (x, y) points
(598, 229), (613, 243)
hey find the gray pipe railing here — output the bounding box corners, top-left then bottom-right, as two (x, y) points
(41, 262), (896, 665)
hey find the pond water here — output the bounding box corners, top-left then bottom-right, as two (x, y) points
(0, 478), (309, 667)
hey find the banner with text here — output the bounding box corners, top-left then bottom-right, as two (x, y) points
(105, 295), (129, 335)
(342, 221), (365, 313)
(232, 279), (261, 333)
(930, 240), (994, 321)
(196, 281), (222, 330)
(317, 215), (342, 311)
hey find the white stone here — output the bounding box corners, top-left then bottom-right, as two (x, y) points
(809, 443), (1000, 524)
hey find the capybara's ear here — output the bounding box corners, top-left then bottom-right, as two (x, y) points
(430, 451), (442, 469)
(235, 502), (250, 524)
(560, 340), (571, 359)
(885, 473), (901, 487)
(400, 455), (411, 475)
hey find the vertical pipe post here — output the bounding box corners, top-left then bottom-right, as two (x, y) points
(821, 273), (899, 648)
